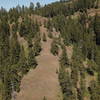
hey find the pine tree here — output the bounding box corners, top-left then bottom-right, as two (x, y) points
(29, 2), (34, 14)
(33, 34), (42, 56)
(0, 20), (10, 66)
(18, 46), (28, 75)
(10, 24), (21, 65)
(27, 48), (37, 69)
(59, 46), (69, 67)
(94, 14), (100, 45)
(59, 68), (73, 100)
(89, 80), (100, 100)
(50, 39), (59, 56)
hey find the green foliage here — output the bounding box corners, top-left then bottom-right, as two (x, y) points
(18, 46), (28, 75)
(71, 46), (83, 87)
(89, 80), (100, 100)
(71, 67), (78, 87)
(36, 2), (41, 9)
(76, 0), (97, 12)
(59, 46), (69, 67)
(35, 1), (75, 17)
(0, 0), (99, 100)
(10, 24), (21, 65)
(94, 14), (100, 45)
(77, 79), (86, 100)
(29, 2), (34, 14)
(86, 60), (98, 76)
(33, 35), (42, 56)
(95, 47), (100, 84)
(27, 48), (37, 68)
(3, 71), (12, 100)
(46, 19), (53, 32)
(59, 67), (74, 100)
(52, 15), (66, 32)
(52, 16), (84, 45)
(72, 45), (83, 63)
(82, 32), (96, 60)
(0, 20), (10, 66)
(50, 39), (59, 56)
(19, 17), (39, 39)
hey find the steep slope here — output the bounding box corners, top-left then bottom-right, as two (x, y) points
(16, 26), (62, 100)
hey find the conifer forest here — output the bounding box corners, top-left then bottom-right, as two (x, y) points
(0, 0), (100, 100)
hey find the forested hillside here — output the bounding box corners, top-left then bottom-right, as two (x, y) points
(0, 0), (100, 100)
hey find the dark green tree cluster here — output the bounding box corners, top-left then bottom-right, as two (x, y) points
(59, 67), (74, 100)
(94, 13), (100, 45)
(35, 1), (74, 17)
(76, 0), (97, 12)
(89, 80), (100, 100)
(34, 0), (98, 17)
(0, 19), (21, 100)
(59, 46), (69, 67)
(59, 45), (75, 100)
(33, 33), (42, 56)
(19, 16), (39, 40)
(50, 39), (59, 56)
(27, 48), (37, 69)
(0, 7), (41, 99)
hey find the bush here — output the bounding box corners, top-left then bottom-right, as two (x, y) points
(50, 40), (59, 56)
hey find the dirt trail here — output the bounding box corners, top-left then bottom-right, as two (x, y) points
(16, 26), (62, 100)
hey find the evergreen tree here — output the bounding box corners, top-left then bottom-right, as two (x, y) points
(29, 2), (34, 14)
(50, 39), (59, 56)
(59, 46), (69, 67)
(94, 14), (100, 45)
(33, 34), (42, 56)
(89, 80), (100, 100)
(27, 48), (37, 69)
(36, 2), (41, 9)
(0, 19), (10, 66)
(18, 46), (28, 75)
(10, 24), (21, 65)
(59, 68), (73, 100)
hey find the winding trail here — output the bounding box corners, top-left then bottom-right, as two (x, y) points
(16, 26), (62, 100)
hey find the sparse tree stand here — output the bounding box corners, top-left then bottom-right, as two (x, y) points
(94, 14), (100, 45)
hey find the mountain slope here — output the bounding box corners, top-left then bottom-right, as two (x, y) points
(16, 25), (62, 100)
